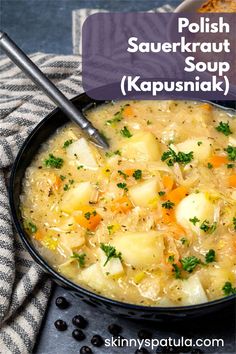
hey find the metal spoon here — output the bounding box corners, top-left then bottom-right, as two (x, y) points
(0, 31), (109, 149)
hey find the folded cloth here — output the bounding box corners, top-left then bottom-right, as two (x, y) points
(0, 53), (82, 354)
(72, 4), (174, 54)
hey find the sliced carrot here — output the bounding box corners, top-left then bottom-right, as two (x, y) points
(228, 175), (236, 188)
(162, 208), (175, 224)
(124, 169), (135, 177)
(171, 223), (186, 239)
(74, 206), (102, 231)
(123, 105), (134, 118)
(208, 155), (228, 168)
(111, 196), (133, 213)
(200, 103), (213, 111)
(52, 175), (62, 191)
(34, 231), (44, 241)
(166, 186), (188, 205)
(162, 175), (174, 191)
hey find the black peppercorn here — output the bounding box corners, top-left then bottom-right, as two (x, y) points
(80, 346), (93, 354)
(135, 348), (149, 354)
(137, 329), (152, 340)
(55, 296), (69, 309)
(54, 319), (67, 331)
(72, 329), (86, 341)
(108, 323), (122, 335)
(72, 315), (88, 329)
(91, 334), (104, 347)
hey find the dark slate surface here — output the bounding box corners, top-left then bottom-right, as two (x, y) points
(35, 285), (236, 354)
(1, 1), (236, 353)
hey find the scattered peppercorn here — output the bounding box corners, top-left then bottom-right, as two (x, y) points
(108, 323), (122, 335)
(137, 329), (152, 340)
(80, 346), (93, 354)
(91, 334), (104, 347)
(55, 296), (70, 309)
(72, 329), (86, 341)
(54, 319), (67, 331)
(72, 315), (88, 329)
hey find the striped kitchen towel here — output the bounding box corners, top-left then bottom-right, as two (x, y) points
(0, 53), (82, 354)
(72, 4), (174, 54)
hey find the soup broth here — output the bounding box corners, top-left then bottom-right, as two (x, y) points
(20, 100), (236, 306)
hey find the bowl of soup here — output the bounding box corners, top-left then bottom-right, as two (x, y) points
(9, 93), (236, 320)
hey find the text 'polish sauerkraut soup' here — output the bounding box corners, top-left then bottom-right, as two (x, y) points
(20, 100), (236, 306)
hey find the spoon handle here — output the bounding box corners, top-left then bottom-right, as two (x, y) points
(0, 31), (108, 149)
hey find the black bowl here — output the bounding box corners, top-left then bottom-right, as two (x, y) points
(9, 93), (236, 321)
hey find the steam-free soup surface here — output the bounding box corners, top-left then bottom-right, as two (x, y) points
(21, 100), (236, 306)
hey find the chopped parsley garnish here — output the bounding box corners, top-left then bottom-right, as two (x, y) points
(106, 110), (124, 126)
(197, 141), (203, 146)
(227, 163), (234, 169)
(161, 147), (193, 166)
(180, 237), (189, 246)
(105, 105), (129, 126)
(222, 282), (236, 296)
(162, 200), (175, 209)
(189, 216), (200, 225)
(107, 225), (114, 235)
(216, 121), (232, 136)
(200, 220), (217, 234)
(120, 126), (132, 138)
(181, 256), (200, 273)
(168, 255), (175, 263)
(63, 139), (73, 148)
(105, 150), (121, 158)
(44, 154), (63, 169)
(69, 179), (74, 185)
(172, 264), (182, 279)
(205, 249), (216, 263)
(100, 243), (122, 266)
(233, 217), (236, 231)
(133, 169), (142, 180)
(225, 145), (236, 161)
(117, 182), (128, 191)
(84, 211), (97, 220)
(147, 120), (152, 125)
(207, 162), (213, 169)
(158, 191), (166, 196)
(71, 252), (86, 268)
(25, 221), (37, 234)
(63, 184), (69, 191)
(118, 170), (128, 179)
(77, 165), (84, 170)
(60, 175), (66, 181)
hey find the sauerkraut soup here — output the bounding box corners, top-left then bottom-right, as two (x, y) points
(20, 100), (236, 306)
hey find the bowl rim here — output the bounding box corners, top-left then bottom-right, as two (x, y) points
(9, 93), (236, 313)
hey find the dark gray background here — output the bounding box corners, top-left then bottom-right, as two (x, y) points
(0, 1), (236, 353)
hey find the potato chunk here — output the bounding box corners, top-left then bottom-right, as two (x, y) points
(121, 132), (160, 161)
(176, 138), (211, 162)
(67, 138), (98, 169)
(112, 231), (164, 269)
(128, 178), (159, 208)
(180, 275), (208, 305)
(175, 192), (215, 234)
(78, 263), (118, 293)
(99, 249), (124, 277)
(60, 182), (95, 213)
